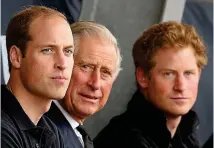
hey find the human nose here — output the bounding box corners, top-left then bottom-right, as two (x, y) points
(54, 52), (69, 71)
(173, 75), (187, 92)
(88, 70), (101, 90)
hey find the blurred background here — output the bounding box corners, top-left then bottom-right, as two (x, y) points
(1, 0), (213, 146)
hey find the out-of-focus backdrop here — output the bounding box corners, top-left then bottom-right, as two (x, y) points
(1, 0), (213, 146)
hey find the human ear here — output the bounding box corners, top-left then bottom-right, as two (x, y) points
(9, 45), (22, 69)
(136, 67), (149, 88)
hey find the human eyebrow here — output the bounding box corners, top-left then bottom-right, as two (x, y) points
(76, 58), (96, 65)
(159, 68), (176, 73)
(64, 45), (74, 50)
(37, 44), (74, 49)
(184, 69), (197, 74)
(185, 69), (196, 72)
(75, 59), (87, 65)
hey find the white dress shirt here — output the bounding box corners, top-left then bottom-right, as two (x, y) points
(53, 101), (84, 147)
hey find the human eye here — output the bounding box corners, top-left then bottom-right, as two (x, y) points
(163, 71), (175, 78)
(184, 71), (194, 76)
(41, 48), (52, 53)
(80, 65), (93, 72)
(101, 69), (112, 79)
(164, 71), (173, 76)
(82, 65), (89, 69)
(64, 48), (74, 55)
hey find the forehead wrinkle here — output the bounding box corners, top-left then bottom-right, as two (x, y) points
(90, 52), (113, 63)
(77, 48), (114, 63)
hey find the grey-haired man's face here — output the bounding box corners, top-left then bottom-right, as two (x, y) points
(62, 36), (118, 120)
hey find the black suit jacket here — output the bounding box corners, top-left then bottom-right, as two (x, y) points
(46, 102), (83, 148)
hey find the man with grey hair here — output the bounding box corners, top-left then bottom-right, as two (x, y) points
(46, 21), (122, 148)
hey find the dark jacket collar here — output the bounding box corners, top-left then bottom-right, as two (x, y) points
(126, 90), (199, 135)
(46, 102), (71, 127)
(46, 102), (84, 148)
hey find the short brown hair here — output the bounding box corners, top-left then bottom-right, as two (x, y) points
(132, 21), (208, 75)
(6, 5), (68, 72)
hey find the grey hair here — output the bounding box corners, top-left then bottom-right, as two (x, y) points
(70, 21), (122, 78)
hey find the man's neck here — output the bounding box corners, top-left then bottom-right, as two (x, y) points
(166, 115), (181, 138)
(58, 100), (85, 125)
(8, 78), (52, 125)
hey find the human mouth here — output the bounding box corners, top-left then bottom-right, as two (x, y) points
(170, 97), (189, 102)
(79, 93), (100, 103)
(51, 76), (68, 84)
(171, 97), (188, 100)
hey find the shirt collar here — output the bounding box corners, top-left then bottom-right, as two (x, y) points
(53, 100), (80, 129)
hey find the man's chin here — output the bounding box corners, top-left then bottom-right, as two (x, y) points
(167, 109), (190, 117)
(48, 92), (66, 100)
(79, 108), (98, 118)
(50, 88), (68, 100)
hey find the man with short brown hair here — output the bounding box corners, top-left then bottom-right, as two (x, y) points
(94, 21), (207, 148)
(2, 5), (74, 148)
